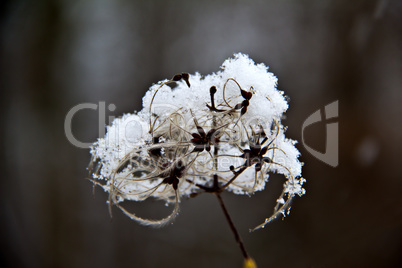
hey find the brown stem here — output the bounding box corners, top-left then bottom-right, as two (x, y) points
(215, 192), (249, 259)
(220, 166), (247, 190)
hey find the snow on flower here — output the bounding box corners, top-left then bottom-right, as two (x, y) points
(88, 53), (305, 230)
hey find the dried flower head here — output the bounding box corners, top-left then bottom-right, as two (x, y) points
(89, 53), (305, 231)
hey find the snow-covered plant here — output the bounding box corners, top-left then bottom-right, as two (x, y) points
(88, 53), (305, 266)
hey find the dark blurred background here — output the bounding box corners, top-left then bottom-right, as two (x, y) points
(1, 0), (401, 267)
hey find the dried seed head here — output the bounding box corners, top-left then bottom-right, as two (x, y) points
(89, 53), (305, 229)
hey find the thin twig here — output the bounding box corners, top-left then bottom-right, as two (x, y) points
(215, 192), (249, 259)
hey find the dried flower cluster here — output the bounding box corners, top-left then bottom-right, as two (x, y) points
(89, 53), (305, 231)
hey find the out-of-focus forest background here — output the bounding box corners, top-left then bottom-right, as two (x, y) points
(1, 0), (401, 267)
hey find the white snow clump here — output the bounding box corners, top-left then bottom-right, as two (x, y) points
(89, 53), (305, 231)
